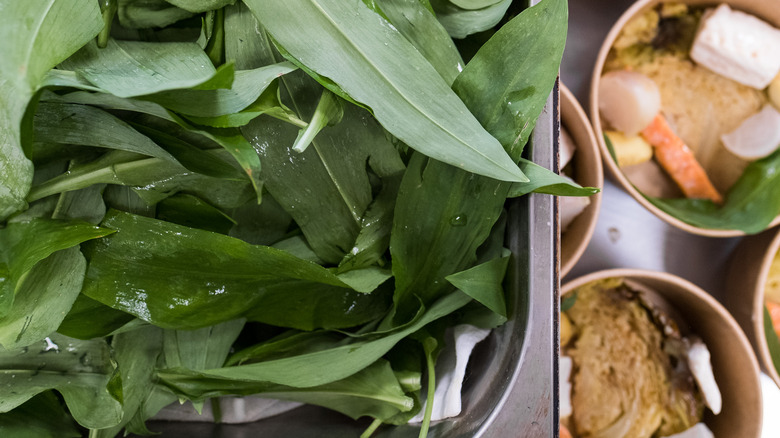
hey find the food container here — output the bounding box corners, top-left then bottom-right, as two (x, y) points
(725, 226), (780, 388)
(562, 268), (763, 438)
(560, 84), (603, 277)
(589, 0), (780, 237)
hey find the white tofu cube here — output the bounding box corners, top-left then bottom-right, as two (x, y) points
(690, 4), (780, 89)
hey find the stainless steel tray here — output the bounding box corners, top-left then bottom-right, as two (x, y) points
(140, 4), (560, 435)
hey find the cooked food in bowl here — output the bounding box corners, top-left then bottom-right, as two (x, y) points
(594, 1), (780, 234)
(560, 277), (721, 438)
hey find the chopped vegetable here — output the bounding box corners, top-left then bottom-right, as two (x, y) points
(721, 104), (780, 160)
(604, 130), (653, 167)
(598, 70), (661, 136)
(640, 114), (723, 203)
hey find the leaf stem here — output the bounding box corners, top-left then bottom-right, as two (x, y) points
(419, 337), (437, 438)
(360, 418), (383, 438)
(97, 0), (117, 49)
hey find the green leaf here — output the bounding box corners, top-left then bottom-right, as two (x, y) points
(561, 291), (577, 312)
(374, 0), (464, 85)
(0, 0), (103, 219)
(429, 0), (512, 39)
(450, 0), (504, 10)
(146, 62), (297, 117)
(243, 0), (527, 183)
(157, 291), (471, 389)
(646, 146), (780, 233)
(244, 93), (404, 264)
(165, 0), (236, 13)
(60, 39), (232, 98)
(227, 193), (292, 246)
(162, 319), (245, 370)
(292, 89), (344, 153)
(83, 211), (390, 330)
(160, 360), (413, 421)
(43, 90), (264, 202)
(226, 330), (341, 367)
(508, 159), (599, 197)
(52, 184), (107, 225)
(390, 0), (567, 318)
(764, 305), (780, 378)
(445, 255), (509, 317)
(57, 294), (135, 340)
(117, 0), (194, 29)
(451, 0), (567, 158)
(157, 193), (237, 234)
(91, 326), (165, 438)
(0, 392), (81, 438)
(185, 81), (300, 128)
(0, 248), (85, 349)
(0, 218), (113, 320)
(338, 172), (403, 271)
(34, 103), (178, 162)
(27, 150), (252, 209)
(0, 334), (123, 429)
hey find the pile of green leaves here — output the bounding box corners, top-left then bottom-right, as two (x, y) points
(0, 0), (586, 436)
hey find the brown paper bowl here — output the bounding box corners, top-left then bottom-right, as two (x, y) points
(725, 226), (780, 388)
(562, 268), (763, 438)
(560, 85), (603, 278)
(589, 0), (780, 237)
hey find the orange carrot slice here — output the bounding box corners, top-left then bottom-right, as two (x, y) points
(560, 424), (574, 438)
(640, 114), (723, 204)
(766, 300), (780, 338)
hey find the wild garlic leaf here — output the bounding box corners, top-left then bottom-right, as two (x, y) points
(429, 0), (512, 39)
(159, 359), (413, 421)
(82, 211), (390, 330)
(374, 0), (464, 85)
(42, 90), (264, 202)
(157, 291), (471, 389)
(0, 247), (87, 349)
(0, 0), (103, 220)
(145, 62), (297, 117)
(244, 0), (527, 183)
(59, 39), (233, 98)
(162, 319), (245, 370)
(391, 0), (568, 317)
(0, 219), (113, 320)
(165, 0), (236, 13)
(0, 334), (123, 429)
(27, 150), (252, 210)
(117, 0), (194, 29)
(90, 326), (164, 438)
(449, 0), (505, 10)
(0, 392), (81, 438)
(445, 254), (509, 317)
(508, 158), (597, 198)
(244, 83), (404, 264)
(57, 294), (135, 341)
(34, 103), (179, 162)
